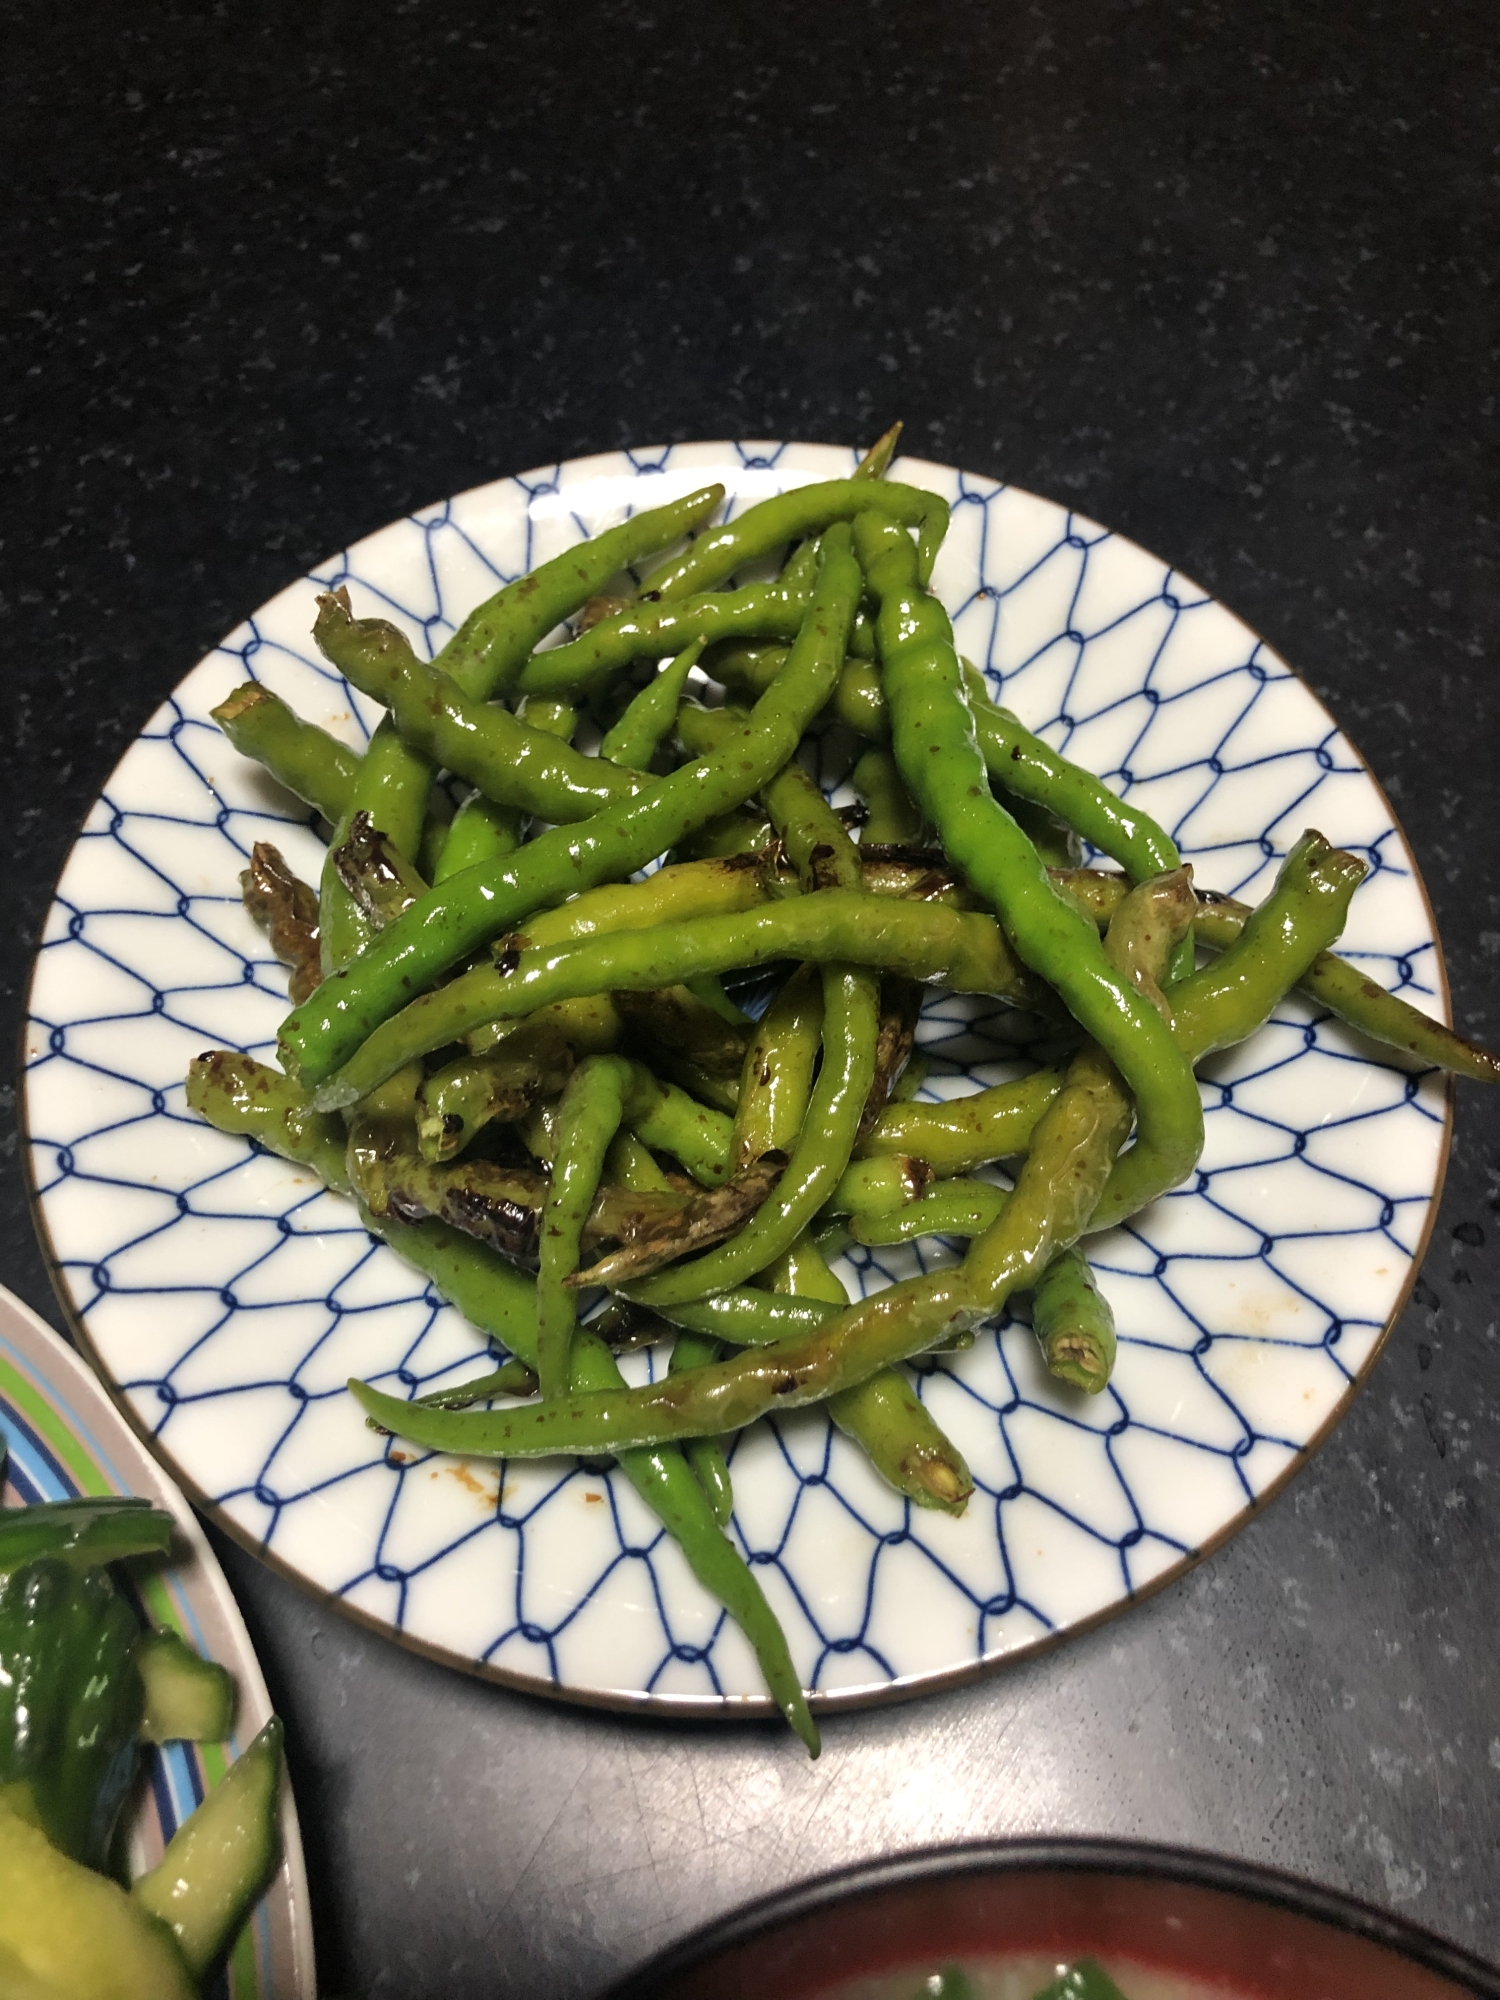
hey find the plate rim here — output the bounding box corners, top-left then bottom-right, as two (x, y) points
(18, 439), (1456, 1723)
(598, 1835), (1500, 1998)
(0, 1279), (319, 1995)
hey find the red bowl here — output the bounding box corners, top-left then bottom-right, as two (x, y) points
(601, 1841), (1500, 2000)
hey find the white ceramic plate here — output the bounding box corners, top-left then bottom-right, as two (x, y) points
(23, 442), (1450, 1717)
(0, 1284), (316, 1997)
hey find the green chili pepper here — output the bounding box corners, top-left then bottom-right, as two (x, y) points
(394, 1084), (812, 1743)
(240, 843), (322, 1003)
(1169, 836), (1371, 1059)
(823, 1154), (931, 1218)
(850, 1175), (1117, 1392)
(413, 1357), (539, 1408)
(466, 995), (622, 1061)
(637, 1054), (738, 1117)
(709, 826), (967, 1505)
(959, 662), (1188, 972)
(855, 509), (1205, 1231)
(211, 681), (358, 823)
(317, 715), (433, 976)
(515, 577), (813, 700)
(435, 1224), (816, 1749)
(596, 870), (964, 1504)
(638, 477), (949, 599)
(962, 864), (1196, 1310)
(1052, 867), (1500, 1084)
(574, 974), (874, 1307)
(432, 790), (521, 883)
(434, 483), (725, 700)
(279, 525), (864, 1087)
(731, 966), (824, 1171)
(566, 1312), (819, 1755)
(621, 1062), (734, 1186)
(706, 642), (889, 737)
(427, 862), (763, 1122)
(358, 1141), (783, 1280)
(346, 1268), (967, 1457)
(646, 1289), (841, 1345)
(598, 1135), (738, 1519)
(826, 651), (887, 732)
(719, 634), (1192, 968)
(773, 1234), (974, 1515)
(187, 1047), (351, 1181)
(889, 1050), (930, 1102)
(697, 640), (789, 698)
(726, 645), (1188, 899)
(415, 1021), (576, 1162)
(673, 807), (776, 861)
(683, 972), (752, 1028)
(853, 420), (903, 481)
(333, 811), (428, 931)
(980, 836), (1366, 1265)
(416, 805), (454, 886)
(1192, 890), (1499, 1082)
(852, 747), (924, 845)
(602, 1138), (740, 1524)
(514, 694), (579, 740)
(665, 1328), (736, 1527)
(535, 1057), (632, 1397)
(850, 1178), (1010, 1245)
(1001, 792), (1084, 870)
(613, 980), (752, 1076)
(959, 660), (1181, 878)
(308, 890), (1046, 1112)
(600, 639), (705, 769)
(603, 1128), (671, 1195)
(521, 854), (773, 952)
(315, 591), (648, 823)
(1030, 1238), (1117, 1394)
(760, 760), (854, 884)
(858, 977), (925, 1139)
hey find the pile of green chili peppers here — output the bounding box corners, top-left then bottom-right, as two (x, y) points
(192, 426), (1499, 1751)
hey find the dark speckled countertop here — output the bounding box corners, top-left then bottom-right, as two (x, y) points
(3, 4), (1497, 1994)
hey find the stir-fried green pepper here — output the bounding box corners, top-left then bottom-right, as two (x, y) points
(348, 843), (1356, 1452)
(856, 509), (1205, 1231)
(186, 457), (1500, 1754)
(435, 482), (725, 699)
(210, 681), (357, 823)
(600, 639), (705, 770)
(316, 589), (650, 822)
(279, 524), (864, 1085)
(308, 891), (1048, 1111)
(626, 739), (882, 1302)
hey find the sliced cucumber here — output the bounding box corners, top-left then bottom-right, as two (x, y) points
(0, 1799), (195, 1999)
(130, 1716), (283, 1980)
(135, 1629), (235, 1745)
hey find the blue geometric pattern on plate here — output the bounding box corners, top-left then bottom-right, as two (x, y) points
(23, 443), (1450, 1713)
